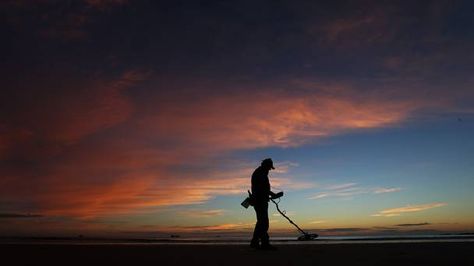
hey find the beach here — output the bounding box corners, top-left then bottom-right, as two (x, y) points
(3, 241), (473, 266)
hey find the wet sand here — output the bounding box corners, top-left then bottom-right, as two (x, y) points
(3, 242), (474, 266)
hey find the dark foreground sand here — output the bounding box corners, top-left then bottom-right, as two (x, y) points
(2, 242), (474, 266)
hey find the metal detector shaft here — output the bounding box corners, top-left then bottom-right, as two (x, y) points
(270, 198), (308, 236)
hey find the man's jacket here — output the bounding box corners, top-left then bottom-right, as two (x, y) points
(251, 166), (271, 203)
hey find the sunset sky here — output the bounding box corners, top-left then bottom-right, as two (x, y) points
(1, 0), (473, 237)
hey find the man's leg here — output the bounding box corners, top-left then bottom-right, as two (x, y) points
(258, 202), (270, 246)
(250, 204), (262, 247)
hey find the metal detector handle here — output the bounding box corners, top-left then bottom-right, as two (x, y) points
(271, 191), (284, 199)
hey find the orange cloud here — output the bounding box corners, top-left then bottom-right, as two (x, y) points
(169, 223), (254, 232)
(11, 157), (306, 218)
(137, 82), (438, 153)
(182, 209), (226, 218)
(77, 156), (303, 216)
(0, 76), (450, 221)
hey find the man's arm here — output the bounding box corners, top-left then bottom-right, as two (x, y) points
(270, 191), (284, 199)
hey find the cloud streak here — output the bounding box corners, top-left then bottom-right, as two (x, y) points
(309, 183), (401, 200)
(374, 187), (402, 194)
(0, 213), (43, 219)
(396, 222), (431, 227)
(309, 220), (327, 224)
(372, 203), (447, 217)
(169, 223), (254, 232)
(181, 209), (226, 218)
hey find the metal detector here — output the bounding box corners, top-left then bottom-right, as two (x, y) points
(270, 197), (319, 241)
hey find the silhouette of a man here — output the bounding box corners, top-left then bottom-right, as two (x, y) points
(250, 158), (283, 250)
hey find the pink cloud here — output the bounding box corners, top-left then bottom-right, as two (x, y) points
(136, 81), (439, 154)
(0, 76), (455, 222)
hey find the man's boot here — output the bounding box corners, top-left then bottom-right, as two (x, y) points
(260, 240), (277, 250)
(250, 239), (259, 249)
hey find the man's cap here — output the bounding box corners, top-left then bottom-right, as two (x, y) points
(261, 158), (275, 169)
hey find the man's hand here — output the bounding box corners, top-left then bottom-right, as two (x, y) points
(271, 191), (284, 199)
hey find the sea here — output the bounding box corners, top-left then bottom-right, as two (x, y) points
(1, 234), (473, 245)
